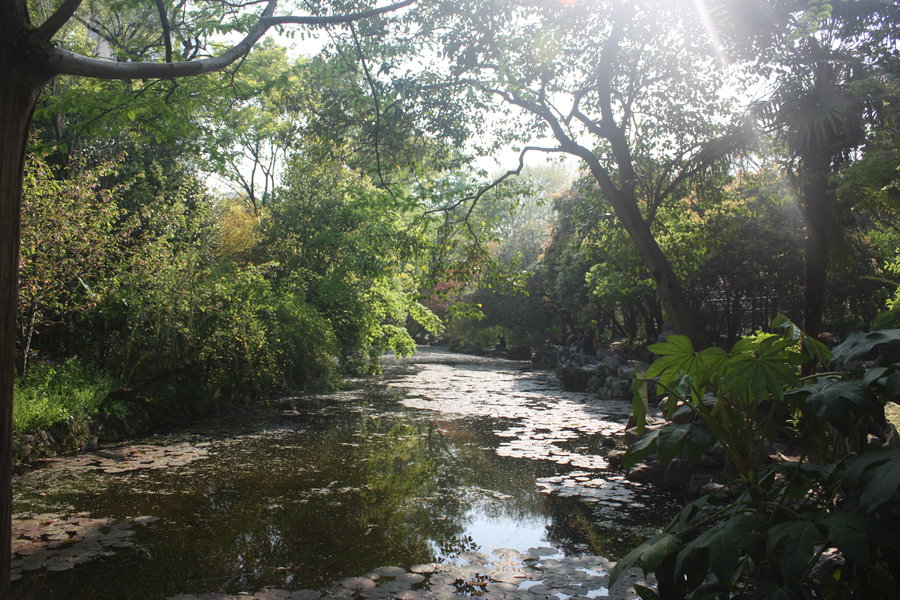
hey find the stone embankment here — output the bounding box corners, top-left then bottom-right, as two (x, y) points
(536, 341), (729, 497)
(548, 343), (649, 400)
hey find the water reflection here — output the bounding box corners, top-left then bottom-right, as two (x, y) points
(11, 347), (676, 599)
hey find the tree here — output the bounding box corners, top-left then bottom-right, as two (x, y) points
(708, 0), (899, 339)
(400, 0), (750, 348)
(0, 0), (415, 592)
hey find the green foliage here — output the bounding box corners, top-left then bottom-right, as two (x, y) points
(618, 322), (900, 598)
(13, 359), (118, 433)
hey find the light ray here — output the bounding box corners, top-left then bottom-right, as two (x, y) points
(691, 0), (729, 69)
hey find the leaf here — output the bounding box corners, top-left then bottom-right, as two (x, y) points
(622, 428), (661, 469)
(656, 423), (691, 463)
(842, 447), (900, 513)
(634, 583), (660, 600)
(797, 380), (883, 434)
(766, 517), (824, 581)
(821, 512), (881, 563)
(832, 329), (900, 367)
(610, 533), (681, 585)
(677, 515), (765, 584)
(746, 582), (806, 600)
(723, 336), (802, 402)
(631, 371), (649, 435)
(646, 335), (702, 387)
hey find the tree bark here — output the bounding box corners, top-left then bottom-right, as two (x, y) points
(798, 149), (833, 342)
(580, 157), (708, 349)
(1, 6), (53, 595)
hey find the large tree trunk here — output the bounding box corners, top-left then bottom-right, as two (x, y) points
(1, 3), (51, 592)
(798, 150), (833, 341)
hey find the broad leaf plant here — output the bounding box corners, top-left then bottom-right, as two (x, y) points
(615, 318), (900, 599)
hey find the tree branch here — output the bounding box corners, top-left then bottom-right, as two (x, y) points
(34, 0), (85, 42)
(264, 0), (415, 26)
(349, 22), (389, 191)
(153, 0), (174, 63)
(47, 0), (416, 80)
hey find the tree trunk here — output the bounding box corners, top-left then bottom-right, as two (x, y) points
(582, 159), (708, 349)
(1, 5), (51, 592)
(798, 150), (833, 341)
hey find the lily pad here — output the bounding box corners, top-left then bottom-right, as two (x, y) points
(341, 577), (376, 591)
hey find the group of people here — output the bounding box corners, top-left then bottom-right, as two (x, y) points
(563, 328), (595, 355)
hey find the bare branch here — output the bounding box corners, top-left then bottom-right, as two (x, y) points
(349, 22), (389, 191)
(34, 0), (85, 42)
(264, 0), (415, 26)
(426, 145), (564, 216)
(153, 0), (174, 63)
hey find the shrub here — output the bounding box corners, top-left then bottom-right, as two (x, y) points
(13, 359), (118, 433)
(617, 320), (900, 599)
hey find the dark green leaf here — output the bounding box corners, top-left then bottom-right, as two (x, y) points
(677, 515), (765, 584)
(800, 380), (882, 434)
(610, 533), (680, 586)
(832, 330), (900, 367)
(766, 517), (824, 581)
(622, 428), (661, 469)
(842, 447), (900, 513)
(634, 583), (660, 600)
(821, 512), (880, 563)
(657, 423), (691, 463)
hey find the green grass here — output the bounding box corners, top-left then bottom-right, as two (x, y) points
(14, 359), (117, 433)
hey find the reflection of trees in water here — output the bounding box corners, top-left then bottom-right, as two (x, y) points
(542, 492), (680, 561)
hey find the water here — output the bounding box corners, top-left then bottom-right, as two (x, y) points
(10, 347), (676, 599)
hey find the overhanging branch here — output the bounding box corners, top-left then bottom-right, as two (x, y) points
(46, 0), (415, 80)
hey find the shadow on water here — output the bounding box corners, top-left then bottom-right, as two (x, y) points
(11, 347), (679, 599)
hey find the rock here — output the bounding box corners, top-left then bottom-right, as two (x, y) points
(697, 447), (725, 468)
(662, 458), (693, 489)
(625, 461), (662, 483)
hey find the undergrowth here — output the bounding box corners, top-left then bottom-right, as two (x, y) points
(13, 359), (119, 433)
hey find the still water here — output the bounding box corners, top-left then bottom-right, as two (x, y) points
(11, 348), (676, 599)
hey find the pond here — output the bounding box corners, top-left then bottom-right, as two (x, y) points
(10, 347), (678, 600)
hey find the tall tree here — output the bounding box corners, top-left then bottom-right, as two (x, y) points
(0, 0), (414, 592)
(709, 0), (899, 338)
(400, 0), (751, 348)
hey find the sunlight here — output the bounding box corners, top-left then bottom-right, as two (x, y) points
(691, 0), (729, 69)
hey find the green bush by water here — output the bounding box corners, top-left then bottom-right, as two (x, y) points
(13, 359), (118, 433)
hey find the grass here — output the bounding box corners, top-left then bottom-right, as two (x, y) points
(13, 359), (117, 433)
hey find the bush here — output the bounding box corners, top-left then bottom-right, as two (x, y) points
(617, 320), (900, 599)
(14, 359), (118, 433)
(873, 305), (900, 330)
